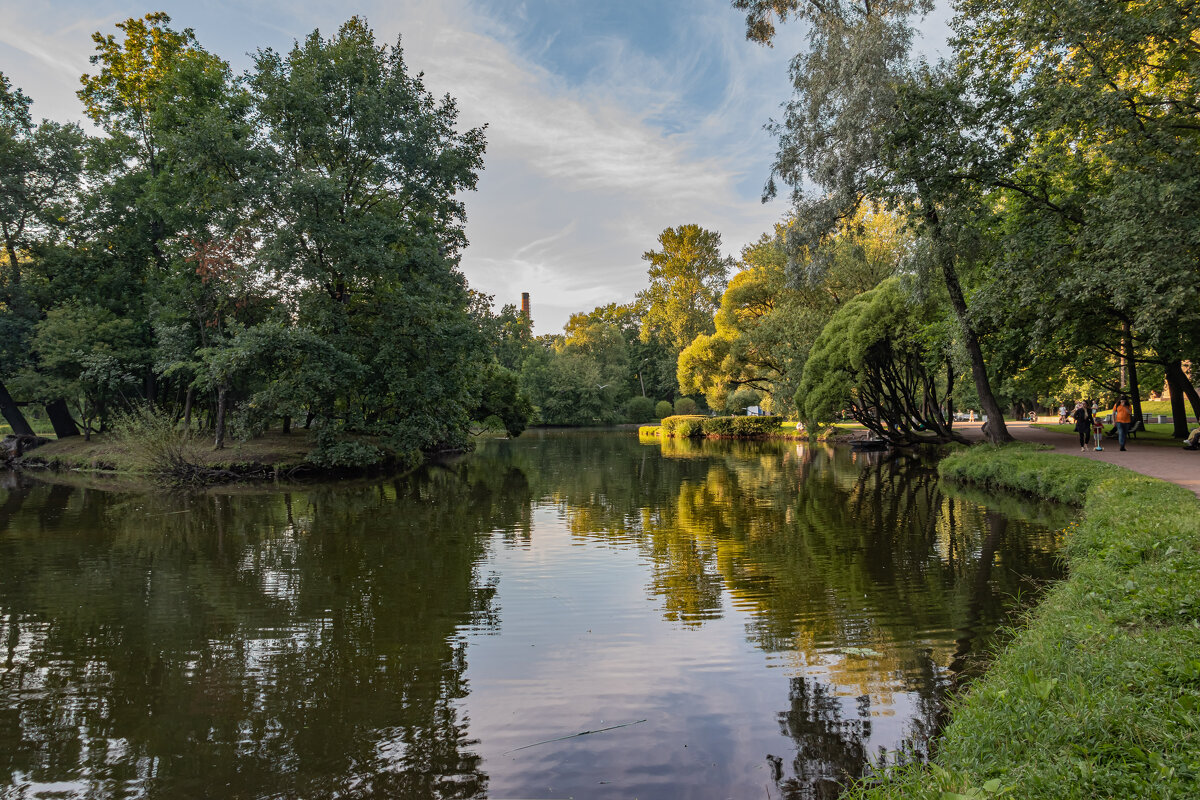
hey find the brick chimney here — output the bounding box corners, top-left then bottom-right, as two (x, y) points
(520, 292), (530, 321)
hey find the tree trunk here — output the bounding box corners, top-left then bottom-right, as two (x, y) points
(0, 380), (34, 436)
(45, 399), (79, 438)
(945, 360), (954, 429)
(1164, 360), (1191, 438)
(923, 196), (1012, 444)
(1122, 322), (1143, 427)
(282, 415), (291, 435)
(1168, 360), (1200, 423)
(182, 386), (194, 433)
(939, 253), (1011, 443)
(214, 385), (228, 450)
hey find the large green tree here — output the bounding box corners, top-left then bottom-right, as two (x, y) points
(638, 224), (733, 354)
(799, 277), (964, 444)
(678, 210), (904, 413)
(953, 0), (1200, 433)
(733, 0), (1016, 442)
(249, 17), (488, 456)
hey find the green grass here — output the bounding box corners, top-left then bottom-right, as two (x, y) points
(845, 445), (1200, 799)
(23, 431), (315, 474)
(1140, 399), (1180, 416)
(0, 418), (58, 438)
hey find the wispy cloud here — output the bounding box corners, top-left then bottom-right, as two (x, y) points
(0, 0), (802, 333)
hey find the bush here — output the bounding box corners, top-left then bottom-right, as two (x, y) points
(625, 395), (657, 423)
(660, 414), (706, 437)
(655, 400), (674, 419)
(701, 415), (783, 436)
(674, 397), (698, 415)
(113, 405), (202, 477)
(702, 416), (736, 435)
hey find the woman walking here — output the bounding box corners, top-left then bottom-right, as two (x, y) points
(1072, 401), (1092, 451)
(1112, 397), (1133, 451)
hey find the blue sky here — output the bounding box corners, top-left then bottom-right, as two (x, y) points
(0, 0), (949, 333)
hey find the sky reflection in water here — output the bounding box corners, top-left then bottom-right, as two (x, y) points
(0, 431), (1068, 799)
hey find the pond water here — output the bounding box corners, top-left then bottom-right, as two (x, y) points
(0, 431), (1069, 800)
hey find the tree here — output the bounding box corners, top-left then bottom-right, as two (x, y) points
(638, 224), (732, 353)
(678, 210), (904, 414)
(519, 320), (631, 426)
(798, 278), (964, 444)
(192, 322), (359, 450)
(953, 0), (1200, 435)
(1, 73), (87, 435)
(17, 303), (144, 439)
(79, 13), (242, 272)
(249, 17), (488, 456)
(0, 73), (85, 281)
(732, 0), (1015, 442)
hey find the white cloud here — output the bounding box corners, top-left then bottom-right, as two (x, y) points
(0, 0), (799, 333)
(365, 0), (795, 332)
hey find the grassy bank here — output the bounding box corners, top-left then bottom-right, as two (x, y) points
(21, 431), (317, 478)
(846, 444), (1200, 799)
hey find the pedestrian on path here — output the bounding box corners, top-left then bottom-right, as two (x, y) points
(1072, 401), (1092, 451)
(1113, 397), (1134, 451)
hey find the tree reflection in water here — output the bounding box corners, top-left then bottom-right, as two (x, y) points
(499, 432), (1066, 794)
(0, 433), (1066, 799)
(0, 467), (526, 799)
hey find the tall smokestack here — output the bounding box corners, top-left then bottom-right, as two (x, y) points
(521, 292), (530, 321)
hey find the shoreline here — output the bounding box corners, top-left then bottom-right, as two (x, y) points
(845, 444), (1200, 799)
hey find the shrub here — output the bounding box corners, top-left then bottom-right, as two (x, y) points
(674, 397), (698, 415)
(701, 415), (783, 436)
(113, 405), (203, 477)
(702, 416), (736, 435)
(655, 400), (674, 419)
(625, 395), (657, 423)
(660, 414), (706, 437)
(309, 425), (388, 469)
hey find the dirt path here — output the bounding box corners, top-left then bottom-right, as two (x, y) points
(956, 421), (1200, 497)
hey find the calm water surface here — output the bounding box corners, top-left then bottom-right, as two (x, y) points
(0, 431), (1069, 799)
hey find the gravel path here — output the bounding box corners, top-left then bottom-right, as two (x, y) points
(955, 420), (1200, 497)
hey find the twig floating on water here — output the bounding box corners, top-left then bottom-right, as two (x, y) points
(503, 719), (647, 754)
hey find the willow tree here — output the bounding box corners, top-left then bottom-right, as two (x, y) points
(799, 277), (964, 445)
(733, 0), (1014, 442)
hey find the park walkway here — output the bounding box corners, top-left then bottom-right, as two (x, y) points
(955, 420), (1200, 497)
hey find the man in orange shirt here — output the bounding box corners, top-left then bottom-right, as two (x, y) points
(1113, 397), (1134, 451)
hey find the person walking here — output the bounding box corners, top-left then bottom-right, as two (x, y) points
(1058, 403), (1068, 424)
(1112, 396), (1134, 451)
(1072, 401), (1092, 451)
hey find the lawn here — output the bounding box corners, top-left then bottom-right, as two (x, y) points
(22, 431), (315, 474)
(0, 418), (59, 438)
